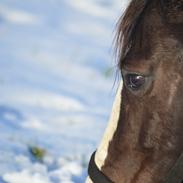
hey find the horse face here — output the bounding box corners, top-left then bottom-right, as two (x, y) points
(98, 1), (183, 183)
(112, 40), (183, 183)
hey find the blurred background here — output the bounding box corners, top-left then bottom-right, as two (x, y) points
(0, 0), (129, 182)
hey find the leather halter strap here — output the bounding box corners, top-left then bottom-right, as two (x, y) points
(165, 152), (183, 183)
(88, 151), (183, 183)
(88, 151), (114, 183)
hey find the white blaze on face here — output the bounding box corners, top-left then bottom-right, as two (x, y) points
(86, 81), (123, 183)
(95, 80), (123, 169)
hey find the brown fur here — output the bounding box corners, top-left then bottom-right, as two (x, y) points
(161, 0), (183, 23)
(101, 0), (183, 182)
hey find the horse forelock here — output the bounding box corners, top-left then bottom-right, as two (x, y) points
(115, 0), (152, 69)
(116, 0), (183, 70)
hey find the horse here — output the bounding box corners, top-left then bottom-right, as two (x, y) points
(86, 0), (183, 182)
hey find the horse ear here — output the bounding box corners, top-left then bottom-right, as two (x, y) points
(161, 0), (183, 24)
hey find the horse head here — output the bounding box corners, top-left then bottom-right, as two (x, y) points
(87, 0), (183, 182)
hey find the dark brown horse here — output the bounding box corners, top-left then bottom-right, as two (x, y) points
(86, 0), (183, 183)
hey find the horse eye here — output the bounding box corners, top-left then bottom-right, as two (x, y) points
(125, 74), (145, 90)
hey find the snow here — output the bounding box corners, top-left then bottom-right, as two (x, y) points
(0, 5), (40, 25)
(0, 0), (129, 182)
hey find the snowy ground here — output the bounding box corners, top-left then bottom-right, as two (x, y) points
(0, 0), (129, 182)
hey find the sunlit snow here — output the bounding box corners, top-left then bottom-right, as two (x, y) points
(0, 0), (129, 182)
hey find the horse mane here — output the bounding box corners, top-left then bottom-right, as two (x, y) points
(116, 0), (152, 68)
